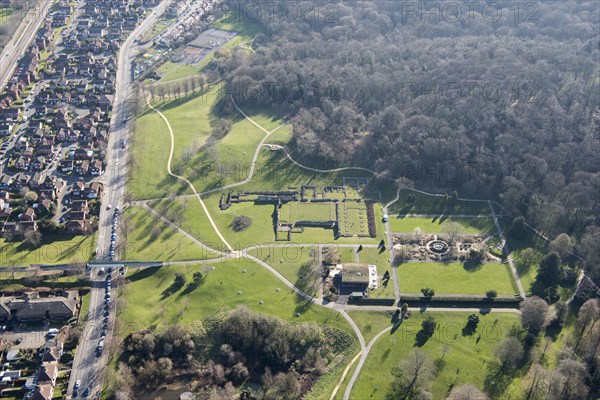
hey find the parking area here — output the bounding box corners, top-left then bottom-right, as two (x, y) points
(1, 324), (52, 349)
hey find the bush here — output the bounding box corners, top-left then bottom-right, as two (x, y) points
(231, 215), (252, 232)
(486, 290), (498, 299)
(421, 287), (435, 298)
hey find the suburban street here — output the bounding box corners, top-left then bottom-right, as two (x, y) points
(95, 0), (172, 262)
(67, 1), (172, 398)
(0, 0), (54, 91)
(66, 272), (105, 399)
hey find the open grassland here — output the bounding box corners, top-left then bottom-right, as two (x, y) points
(279, 202), (335, 223)
(389, 190), (492, 216)
(117, 260), (355, 341)
(113, 260), (359, 400)
(398, 261), (519, 295)
(0, 235), (95, 267)
(128, 107), (187, 199)
(348, 311), (521, 399)
(247, 244), (319, 286)
(122, 206), (218, 261)
(389, 216), (496, 235)
(128, 88), (279, 199)
(148, 196), (225, 248)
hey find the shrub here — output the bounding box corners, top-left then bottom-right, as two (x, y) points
(231, 215), (252, 232)
(421, 287), (435, 298)
(486, 290), (498, 299)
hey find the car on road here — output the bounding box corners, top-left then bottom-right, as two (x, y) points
(82, 387), (90, 397)
(74, 380), (81, 390)
(107, 205), (111, 210)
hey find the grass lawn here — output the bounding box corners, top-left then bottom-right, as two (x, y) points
(398, 261), (519, 295)
(389, 216), (496, 235)
(0, 235), (95, 267)
(389, 190), (492, 216)
(148, 196), (225, 249)
(247, 244), (319, 287)
(0, 8), (12, 22)
(114, 262), (356, 400)
(279, 202), (335, 224)
(348, 311), (521, 399)
(122, 206), (218, 261)
(156, 61), (200, 83)
(128, 88), (273, 199)
(128, 107), (188, 199)
(79, 292), (91, 323)
(117, 260), (354, 337)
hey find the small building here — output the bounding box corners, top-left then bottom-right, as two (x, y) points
(340, 263), (370, 293)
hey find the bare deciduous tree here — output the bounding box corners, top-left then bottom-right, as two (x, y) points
(447, 384), (490, 400)
(520, 296), (550, 334)
(494, 337), (524, 371)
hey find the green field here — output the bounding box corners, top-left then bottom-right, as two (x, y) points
(347, 311), (521, 399)
(122, 206), (218, 261)
(389, 216), (496, 235)
(155, 61), (199, 83)
(389, 190), (493, 216)
(0, 235), (95, 267)
(279, 202), (335, 224)
(115, 260), (358, 400)
(248, 244), (319, 287)
(128, 87), (277, 199)
(398, 261), (519, 295)
(148, 196), (225, 248)
(117, 261), (357, 337)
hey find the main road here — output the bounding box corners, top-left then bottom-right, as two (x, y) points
(0, 0), (54, 91)
(67, 1), (172, 398)
(96, 0), (172, 261)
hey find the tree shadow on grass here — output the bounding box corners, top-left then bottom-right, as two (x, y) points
(483, 361), (513, 398)
(124, 267), (159, 282)
(179, 279), (202, 297)
(463, 260), (484, 272)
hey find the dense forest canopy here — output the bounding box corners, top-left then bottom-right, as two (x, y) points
(216, 0), (599, 276)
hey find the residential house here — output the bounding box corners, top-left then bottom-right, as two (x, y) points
(20, 208), (36, 222)
(0, 291), (79, 322)
(75, 160), (89, 175)
(0, 123), (14, 136)
(90, 159), (102, 176)
(60, 160), (73, 172)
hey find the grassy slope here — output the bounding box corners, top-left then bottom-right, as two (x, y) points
(0, 235), (95, 267)
(116, 261), (359, 399)
(248, 244), (318, 286)
(389, 190), (492, 216)
(389, 216), (496, 234)
(348, 311), (521, 399)
(122, 206), (218, 261)
(397, 261), (519, 295)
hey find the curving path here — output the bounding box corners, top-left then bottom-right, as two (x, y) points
(146, 97), (234, 252)
(139, 91), (532, 400)
(343, 325), (393, 400)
